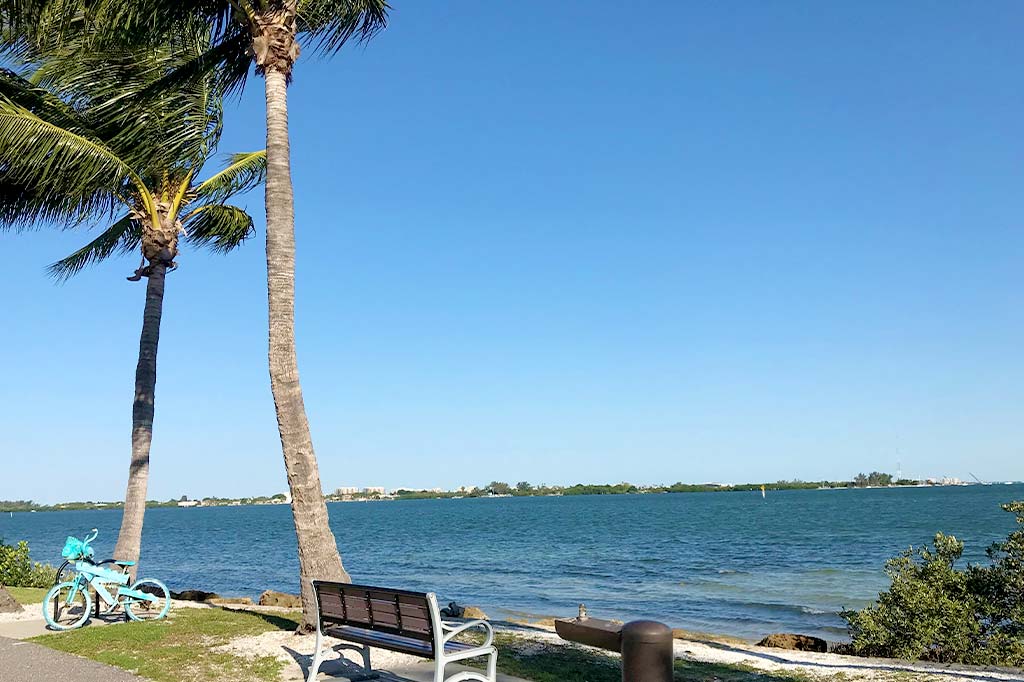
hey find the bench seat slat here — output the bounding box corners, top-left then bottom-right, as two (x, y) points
(394, 616), (431, 635)
(316, 581), (435, 645)
(324, 625), (482, 658)
(321, 612), (430, 631)
(399, 602), (429, 616)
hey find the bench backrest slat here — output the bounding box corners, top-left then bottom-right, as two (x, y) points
(313, 581), (436, 650)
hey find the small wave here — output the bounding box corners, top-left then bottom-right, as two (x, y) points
(678, 579), (744, 593)
(703, 598), (841, 619)
(800, 606), (833, 615)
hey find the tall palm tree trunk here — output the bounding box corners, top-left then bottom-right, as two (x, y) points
(113, 260), (168, 577)
(264, 68), (350, 632)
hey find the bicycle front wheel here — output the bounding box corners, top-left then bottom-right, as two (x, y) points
(42, 581), (91, 630)
(125, 578), (170, 622)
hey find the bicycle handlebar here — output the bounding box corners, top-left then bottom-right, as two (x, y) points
(84, 528), (99, 545)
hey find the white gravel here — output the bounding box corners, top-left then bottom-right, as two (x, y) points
(0, 604), (41, 623)
(672, 636), (1024, 682)
(213, 629), (425, 681)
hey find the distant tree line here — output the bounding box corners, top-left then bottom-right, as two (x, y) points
(0, 471), (935, 511)
(388, 472), (921, 500)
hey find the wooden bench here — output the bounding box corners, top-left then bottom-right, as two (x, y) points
(308, 580), (497, 682)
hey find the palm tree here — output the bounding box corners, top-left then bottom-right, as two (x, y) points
(0, 45), (265, 574)
(2, 0), (389, 628)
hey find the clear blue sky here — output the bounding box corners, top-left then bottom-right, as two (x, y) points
(2, 2), (1022, 504)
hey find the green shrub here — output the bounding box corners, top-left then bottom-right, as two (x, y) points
(0, 538), (57, 588)
(845, 501), (1024, 666)
(967, 501), (1024, 665)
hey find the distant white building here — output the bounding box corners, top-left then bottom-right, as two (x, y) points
(335, 487), (359, 495)
(363, 487), (386, 495)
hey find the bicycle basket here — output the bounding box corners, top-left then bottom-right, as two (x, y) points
(61, 536), (93, 560)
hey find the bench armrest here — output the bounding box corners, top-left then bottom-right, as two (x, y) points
(441, 619), (494, 648)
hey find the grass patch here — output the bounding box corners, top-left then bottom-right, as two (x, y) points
(6, 586), (47, 604)
(675, 659), (813, 682)
(30, 606), (301, 682)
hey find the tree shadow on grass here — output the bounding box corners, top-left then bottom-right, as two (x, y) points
(214, 605), (301, 632)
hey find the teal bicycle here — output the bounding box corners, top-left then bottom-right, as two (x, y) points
(42, 529), (171, 630)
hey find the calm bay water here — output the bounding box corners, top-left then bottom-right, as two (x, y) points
(3, 485), (1022, 641)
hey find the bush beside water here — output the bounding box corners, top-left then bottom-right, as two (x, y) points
(844, 501), (1024, 666)
(0, 538), (57, 588)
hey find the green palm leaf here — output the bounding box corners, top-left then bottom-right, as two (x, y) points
(4, 0), (390, 92)
(48, 213), (140, 280)
(183, 203), (254, 253)
(0, 67), (95, 138)
(193, 150), (266, 205)
(24, 36), (225, 173)
(298, 0), (390, 54)
(129, 31), (253, 102)
(0, 98), (142, 228)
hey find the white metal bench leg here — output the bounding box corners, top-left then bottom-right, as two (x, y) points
(307, 630), (325, 682)
(442, 671), (495, 682)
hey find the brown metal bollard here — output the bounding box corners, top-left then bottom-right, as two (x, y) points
(621, 620), (673, 682)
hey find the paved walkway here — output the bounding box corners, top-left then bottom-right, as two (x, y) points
(0, 636), (149, 681)
(0, 612), (124, 640)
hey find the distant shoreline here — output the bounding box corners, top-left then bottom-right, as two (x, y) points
(4, 478), (1018, 513)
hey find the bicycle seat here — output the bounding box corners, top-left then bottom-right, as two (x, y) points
(112, 560), (136, 566)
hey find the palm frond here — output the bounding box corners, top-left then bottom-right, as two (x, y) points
(193, 150), (265, 204)
(130, 29), (253, 101)
(0, 177), (77, 231)
(25, 35), (227, 174)
(0, 98), (140, 228)
(6, 0), (389, 100)
(92, 0), (242, 47)
(183, 203), (254, 253)
(298, 0), (390, 54)
(0, 66), (94, 137)
(47, 212), (140, 280)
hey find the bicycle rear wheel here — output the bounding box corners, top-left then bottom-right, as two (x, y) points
(125, 578), (170, 622)
(42, 581), (91, 630)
